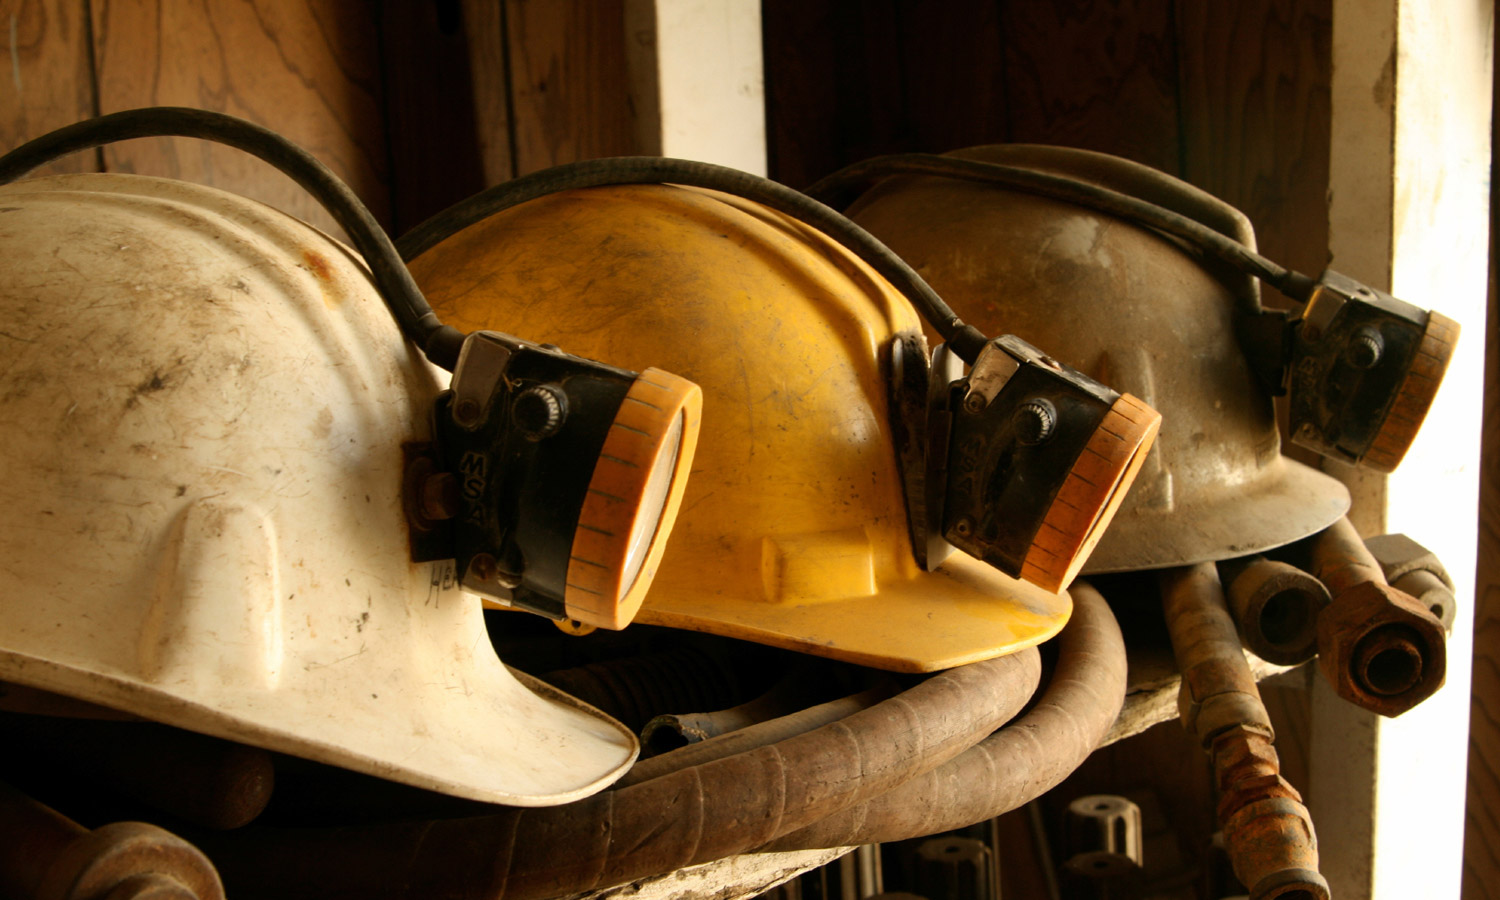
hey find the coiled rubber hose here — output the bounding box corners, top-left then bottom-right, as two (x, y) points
(761, 581), (1126, 849)
(199, 645), (1043, 899)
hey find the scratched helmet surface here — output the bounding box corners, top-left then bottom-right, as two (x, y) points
(847, 145), (1349, 572)
(0, 173), (636, 806)
(409, 183), (1071, 673)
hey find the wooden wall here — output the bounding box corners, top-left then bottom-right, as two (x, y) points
(763, 0), (1332, 309)
(0, 0), (637, 237)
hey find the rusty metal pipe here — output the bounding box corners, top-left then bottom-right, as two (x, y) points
(1159, 563), (1327, 900)
(1363, 532), (1458, 631)
(760, 581), (1125, 849)
(1307, 515), (1385, 595)
(1307, 517), (1446, 716)
(198, 644), (1042, 899)
(1217, 556), (1329, 665)
(0, 779), (224, 900)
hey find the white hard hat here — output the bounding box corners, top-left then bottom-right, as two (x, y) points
(0, 173), (637, 806)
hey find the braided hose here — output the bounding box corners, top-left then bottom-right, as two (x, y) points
(200, 644), (1042, 899)
(761, 581), (1125, 849)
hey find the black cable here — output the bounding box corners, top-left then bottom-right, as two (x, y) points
(396, 156), (993, 364)
(0, 107), (466, 369)
(804, 153), (1321, 308)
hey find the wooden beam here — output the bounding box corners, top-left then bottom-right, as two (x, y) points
(504, 0), (637, 174)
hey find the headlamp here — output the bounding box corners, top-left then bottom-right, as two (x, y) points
(805, 152), (1461, 477)
(892, 332), (1161, 593)
(407, 331), (702, 630)
(1282, 271), (1458, 472)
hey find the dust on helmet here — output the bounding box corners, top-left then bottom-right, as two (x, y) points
(846, 145), (1350, 572)
(0, 173), (637, 806)
(408, 184), (1071, 673)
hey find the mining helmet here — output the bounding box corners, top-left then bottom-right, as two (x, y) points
(0, 172), (639, 805)
(814, 148), (1457, 476)
(843, 145), (1352, 572)
(408, 183), (1085, 672)
(0, 107), (702, 634)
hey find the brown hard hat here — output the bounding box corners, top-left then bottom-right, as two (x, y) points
(848, 145), (1349, 573)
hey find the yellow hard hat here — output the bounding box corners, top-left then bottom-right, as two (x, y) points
(844, 145), (1351, 572)
(408, 184), (1071, 672)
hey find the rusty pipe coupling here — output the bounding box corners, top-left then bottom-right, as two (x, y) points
(1307, 518), (1446, 717)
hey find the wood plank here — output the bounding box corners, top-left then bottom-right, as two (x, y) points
(379, 0), (487, 234)
(1174, 0), (1333, 777)
(1176, 0), (1332, 309)
(763, 0), (1009, 189)
(761, 0), (841, 187)
(460, 0), (515, 186)
(504, 0), (636, 174)
(999, 0), (1181, 176)
(1463, 33), (1500, 897)
(90, 0), (389, 237)
(0, 0), (97, 174)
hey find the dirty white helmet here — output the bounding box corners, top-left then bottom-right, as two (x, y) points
(0, 173), (637, 806)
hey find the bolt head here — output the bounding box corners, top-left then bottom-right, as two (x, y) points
(513, 384), (567, 440)
(1346, 326), (1384, 369)
(1014, 398), (1057, 445)
(453, 397), (482, 427)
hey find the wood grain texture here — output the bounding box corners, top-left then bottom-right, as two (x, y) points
(90, 0), (388, 236)
(761, 0), (840, 188)
(999, 0), (1181, 176)
(1175, 0), (1333, 772)
(379, 0), (486, 234)
(0, 0), (98, 174)
(1462, 39), (1500, 897)
(1177, 0), (1332, 308)
(460, 0), (514, 186)
(504, 0), (636, 174)
(763, 0), (1009, 189)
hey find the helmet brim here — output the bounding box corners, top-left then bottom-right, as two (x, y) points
(638, 553), (1071, 673)
(1082, 455), (1350, 573)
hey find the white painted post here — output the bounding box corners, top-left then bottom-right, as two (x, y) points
(623, 0), (767, 175)
(1312, 1), (1492, 898)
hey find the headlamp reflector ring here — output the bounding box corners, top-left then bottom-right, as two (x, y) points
(1021, 393), (1161, 592)
(1361, 311), (1459, 473)
(563, 368), (702, 629)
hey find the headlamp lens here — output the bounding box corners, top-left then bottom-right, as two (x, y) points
(622, 407), (686, 597)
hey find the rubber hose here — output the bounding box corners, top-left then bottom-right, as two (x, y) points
(760, 581), (1125, 850)
(639, 657), (863, 755)
(396, 157), (990, 363)
(620, 682), (897, 788)
(536, 643), (776, 733)
(198, 647), (1042, 900)
(807, 153), (1315, 305)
